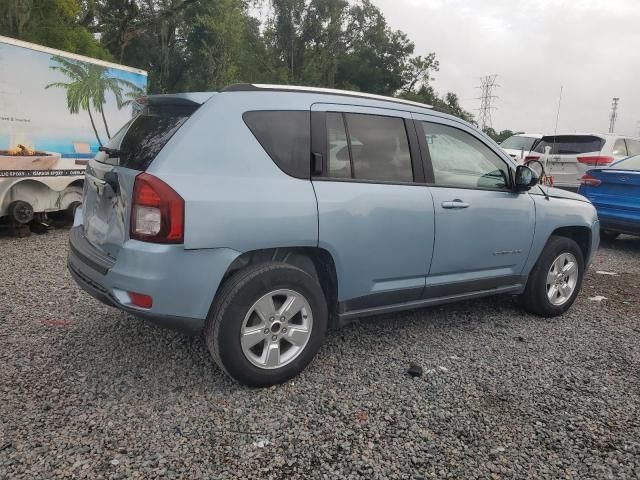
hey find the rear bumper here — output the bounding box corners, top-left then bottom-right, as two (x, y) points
(68, 259), (205, 334)
(68, 225), (240, 335)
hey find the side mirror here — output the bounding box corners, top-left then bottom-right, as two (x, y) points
(514, 165), (539, 192)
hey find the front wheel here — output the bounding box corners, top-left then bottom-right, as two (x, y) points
(520, 235), (585, 317)
(205, 262), (328, 387)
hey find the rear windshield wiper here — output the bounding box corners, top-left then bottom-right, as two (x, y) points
(98, 146), (125, 157)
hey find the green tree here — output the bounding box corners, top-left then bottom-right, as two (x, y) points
(0, 0), (110, 59)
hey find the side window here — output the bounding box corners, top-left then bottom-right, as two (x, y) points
(627, 139), (640, 156)
(243, 111), (310, 178)
(421, 122), (510, 190)
(339, 113), (413, 182)
(326, 113), (352, 178)
(612, 139), (628, 157)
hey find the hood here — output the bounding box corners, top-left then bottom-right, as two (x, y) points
(532, 185), (590, 203)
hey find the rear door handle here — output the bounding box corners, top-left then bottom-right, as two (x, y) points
(441, 199), (470, 209)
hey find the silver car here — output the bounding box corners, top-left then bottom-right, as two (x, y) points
(526, 133), (640, 190)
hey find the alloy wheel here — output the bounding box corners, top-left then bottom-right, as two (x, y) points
(240, 289), (313, 369)
(546, 252), (579, 306)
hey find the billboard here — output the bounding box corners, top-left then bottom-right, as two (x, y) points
(0, 36), (147, 178)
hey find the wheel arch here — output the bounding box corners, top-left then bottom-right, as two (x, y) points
(217, 247), (340, 329)
(0, 178), (51, 214)
(550, 225), (592, 262)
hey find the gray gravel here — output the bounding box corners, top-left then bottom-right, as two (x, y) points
(1, 229), (639, 479)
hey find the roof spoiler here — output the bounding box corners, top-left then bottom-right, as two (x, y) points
(135, 92), (216, 107)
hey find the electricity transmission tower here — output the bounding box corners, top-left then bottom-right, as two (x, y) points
(476, 75), (499, 131)
(608, 97), (620, 134)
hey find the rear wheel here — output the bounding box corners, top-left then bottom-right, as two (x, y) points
(521, 235), (584, 317)
(600, 230), (619, 241)
(205, 262), (328, 387)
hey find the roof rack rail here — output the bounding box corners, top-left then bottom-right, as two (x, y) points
(222, 83), (433, 110)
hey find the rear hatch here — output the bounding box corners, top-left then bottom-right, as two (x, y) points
(82, 94), (209, 258)
(528, 135), (606, 187)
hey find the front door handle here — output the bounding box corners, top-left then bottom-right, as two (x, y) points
(441, 199), (470, 209)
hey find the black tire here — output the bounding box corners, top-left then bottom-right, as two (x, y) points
(600, 230), (620, 241)
(7, 200), (34, 225)
(204, 262), (328, 387)
(520, 235), (585, 317)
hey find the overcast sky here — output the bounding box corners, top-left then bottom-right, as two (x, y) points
(372, 0), (640, 136)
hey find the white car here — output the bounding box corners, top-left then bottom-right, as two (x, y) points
(524, 134), (640, 191)
(500, 133), (543, 162)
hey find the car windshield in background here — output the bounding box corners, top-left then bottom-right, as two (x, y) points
(532, 135), (604, 155)
(612, 154), (640, 171)
(501, 135), (537, 151)
(98, 104), (198, 170)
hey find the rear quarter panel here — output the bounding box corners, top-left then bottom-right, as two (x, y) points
(147, 93), (319, 252)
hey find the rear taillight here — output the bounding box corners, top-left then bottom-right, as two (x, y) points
(131, 173), (184, 243)
(524, 155), (540, 163)
(577, 155), (614, 166)
(579, 174), (602, 187)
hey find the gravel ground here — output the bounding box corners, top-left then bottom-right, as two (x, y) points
(1, 229), (639, 479)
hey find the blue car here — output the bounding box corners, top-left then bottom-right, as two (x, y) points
(68, 84), (599, 386)
(578, 154), (640, 240)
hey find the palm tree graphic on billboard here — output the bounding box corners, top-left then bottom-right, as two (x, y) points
(45, 56), (141, 146)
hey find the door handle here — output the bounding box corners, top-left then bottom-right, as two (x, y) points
(441, 199), (470, 209)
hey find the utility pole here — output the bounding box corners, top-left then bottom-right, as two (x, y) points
(608, 97), (620, 134)
(636, 120), (640, 138)
(476, 74), (499, 131)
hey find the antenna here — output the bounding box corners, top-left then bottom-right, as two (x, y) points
(553, 86), (563, 137)
(608, 97), (620, 134)
(476, 74), (499, 131)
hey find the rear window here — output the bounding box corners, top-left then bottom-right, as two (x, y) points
(613, 154), (640, 171)
(98, 104), (197, 170)
(243, 111), (311, 178)
(532, 135), (604, 155)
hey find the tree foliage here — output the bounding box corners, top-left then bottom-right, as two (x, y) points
(483, 128), (520, 143)
(1, 0), (476, 121)
(0, 0), (110, 59)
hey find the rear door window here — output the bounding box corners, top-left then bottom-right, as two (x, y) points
(98, 104), (197, 170)
(532, 135), (604, 155)
(326, 113), (352, 179)
(341, 113), (413, 182)
(243, 111), (311, 178)
(612, 139), (628, 156)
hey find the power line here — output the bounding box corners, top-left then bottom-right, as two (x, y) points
(608, 97), (620, 134)
(476, 74), (499, 131)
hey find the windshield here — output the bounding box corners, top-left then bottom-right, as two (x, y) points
(501, 135), (537, 151)
(532, 135), (604, 155)
(612, 154), (640, 171)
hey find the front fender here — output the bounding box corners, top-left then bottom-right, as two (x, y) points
(524, 195), (598, 274)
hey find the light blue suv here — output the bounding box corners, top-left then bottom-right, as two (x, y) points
(68, 84), (599, 386)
